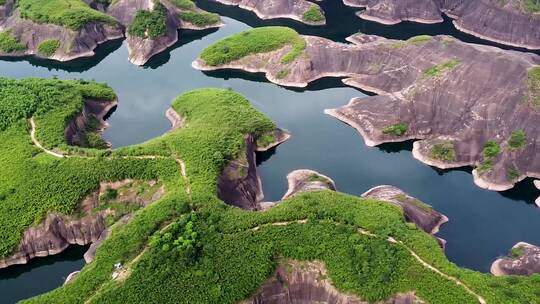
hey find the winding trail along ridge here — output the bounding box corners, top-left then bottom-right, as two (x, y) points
(246, 220), (487, 304)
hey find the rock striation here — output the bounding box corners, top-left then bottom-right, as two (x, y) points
(281, 169), (337, 200)
(344, 0), (540, 50)
(0, 179), (164, 269)
(0, 0), (222, 65)
(490, 242), (540, 276)
(241, 259), (423, 304)
(209, 0), (326, 25)
(195, 30), (540, 193)
(362, 185), (448, 247)
(217, 129), (290, 210)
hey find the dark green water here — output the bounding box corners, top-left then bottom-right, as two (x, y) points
(1, 1), (539, 302)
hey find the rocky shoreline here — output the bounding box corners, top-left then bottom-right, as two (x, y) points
(0, 0), (222, 65)
(491, 242), (540, 276)
(342, 0), (540, 50)
(196, 30), (540, 193)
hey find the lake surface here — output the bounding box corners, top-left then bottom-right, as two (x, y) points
(1, 0), (539, 302)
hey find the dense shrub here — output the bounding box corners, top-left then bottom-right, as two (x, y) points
(508, 129), (527, 150)
(382, 122), (408, 136)
(200, 27), (305, 66)
(302, 4), (325, 23)
(37, 39), (60, 56)
(0, 31), (26, 53)
(429, 141), (455, 161)
(17, 0), (117, 29)
(178, 11), (220, 27)
(128, 4), (167, 39)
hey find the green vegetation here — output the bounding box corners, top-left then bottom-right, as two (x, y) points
(483, 140), (501, 158)
(0, 0), (6, 6)
(169, 0), (196, 10)
(256, 132), (276, 147)
(477, 160), (493, 173)
(382, 122), (408, 136)
(390, 35), (432, 49)
(507, 165), (520, 181)
(200, 27), (306, 66)
(178, 11), (220, 27)
(17, 0), (117, 30)
(422, 59), (461, 78)
(429, 141), (456, 161)
(128, 4), (167, 39)
(522, 0), (540, 13)
(0, 31), (26, 53)
(524, 67), (540, 106)
(511, 245), (525, 258)
(302, 4), (325, 23)
(306, 174), (328, 183)
(508, 129), (527, 151)
(37, 39), (60, 56)
(1, 81), (537, 304)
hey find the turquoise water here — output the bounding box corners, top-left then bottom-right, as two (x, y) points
(0, 1), (539, 302)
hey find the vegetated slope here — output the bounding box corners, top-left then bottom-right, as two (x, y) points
(344, 0), (540, 50)
(0, 81), (533, 303)
(194, 27), (540, 192)
(208, 0), (326, 25)
(0, 0), (221, 64)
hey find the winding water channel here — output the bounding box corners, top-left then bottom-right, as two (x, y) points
(1, 1), (540, 302)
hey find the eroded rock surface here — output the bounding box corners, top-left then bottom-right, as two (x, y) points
(0, 0), (123, 61)
(241, 259), (423, 304)
(0, 0), (221, 64)
(362, 185), (448, 247)
(0, 179), (164, 269)
(344, 0), (540, 50)
(217, 129), (289, 210)
(210, 0), (325, 25)
(491, 242), (540, 276)
(282, 169), (337, 200)
(196, 32), (540, 192)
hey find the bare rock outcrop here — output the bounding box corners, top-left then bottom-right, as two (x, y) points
(217, 129), (290, 210)
(65, 98), (118, 149)
(0, 180), (164, 269)
(344, 0), (540, 50)
(362, 185), (448, 247)
(108, 0), (223, 65)
(282, 169), (337, 200)
(241, 259), (423, 304)
(490, 242), (540, 276)
(196, 31), (540, 192)
(0, 1), (123, 61)
(0, 0), (222, 64)
(209, 0), (325, 25)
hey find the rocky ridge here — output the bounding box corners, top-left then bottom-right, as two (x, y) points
(343, 0), (540, 50)
(490, 242), (540, 276)
(241, 259), (423, 304)
(209, 0), (326, 25)
(195, 31), (540, 193)
(0, 0), (222, 65)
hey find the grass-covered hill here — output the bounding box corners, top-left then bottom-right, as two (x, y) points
(0, 78), (539, 303)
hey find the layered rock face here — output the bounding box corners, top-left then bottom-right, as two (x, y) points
(362, 185), (448, 247)
(108, 0), (223, 65)
(196, 32), (540, 192)
(65, 98), (118, 148)
(241, 260), (422, 304)
(0, 0), (123, 61)
(491, 242), (540, 276)
(282, 169), (337, 200)
(344, 0), (540, 50)
(0, 180), (164, 269)
(209, 0), (325, 25)
(0, 0), (221, 64)
(217, 129), (290, 210)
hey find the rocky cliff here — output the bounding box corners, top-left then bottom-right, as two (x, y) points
(0, 179), (164, 269)
(362, 185), (448, 247)
(0, 0), (123, 61)
(241, 259), (422, 304)
(491, 242), (540, 276)
(217, 129), (290, 210)
(209, 0), (326, 25)
(344, 0), (540, 50)
(281, 169), (337, 200)
(196, 30), (540, 193)
(0, 0), (222, 65)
